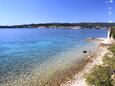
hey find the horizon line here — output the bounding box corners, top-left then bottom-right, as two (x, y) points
(0, 22), (115, 26)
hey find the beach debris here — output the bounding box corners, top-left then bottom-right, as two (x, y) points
(83, 51), (87, 53)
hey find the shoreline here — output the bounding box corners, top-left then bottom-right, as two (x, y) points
(0, 37), (109, 86)
(61, 45), (109, 86)
(0, 46), (108, 86)
(0, 41), (98, 86)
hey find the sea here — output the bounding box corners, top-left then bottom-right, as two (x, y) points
(0, 28), (107, 86)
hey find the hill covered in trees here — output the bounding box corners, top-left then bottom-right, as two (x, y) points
(0, 23), (115, 28)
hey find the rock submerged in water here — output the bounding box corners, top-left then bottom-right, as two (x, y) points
(83, 51), (87, 53)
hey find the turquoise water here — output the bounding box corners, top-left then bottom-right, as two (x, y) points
(0, 28), (107, 85)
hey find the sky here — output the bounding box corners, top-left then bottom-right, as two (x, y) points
(0, 0), (115, 25)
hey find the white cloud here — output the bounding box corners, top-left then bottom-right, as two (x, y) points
(110, 0), (113, 3)
(109, 20), (113, 23)
(108, 11), (112, 15)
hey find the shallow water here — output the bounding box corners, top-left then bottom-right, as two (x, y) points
(0, 28), (107, 86)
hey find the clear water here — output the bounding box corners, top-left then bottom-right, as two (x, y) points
(0, 28), (107, 85)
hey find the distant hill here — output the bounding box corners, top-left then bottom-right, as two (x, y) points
(0, 23), (115, 28)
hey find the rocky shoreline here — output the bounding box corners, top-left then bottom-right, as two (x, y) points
(62, 46), (108, 86)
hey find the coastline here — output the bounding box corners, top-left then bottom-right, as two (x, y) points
(61, 45), (109, 86)
(0, 29), (108, 86)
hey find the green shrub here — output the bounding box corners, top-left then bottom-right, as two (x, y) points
(109, 45), (115, 54)
(103, 55), (115, 70)
(111, 27), (115, 39)
(85, 45), (115, 86)
(85, 65), (112, 86)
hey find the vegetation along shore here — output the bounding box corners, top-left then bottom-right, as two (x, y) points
(62, 27), (115, 86)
